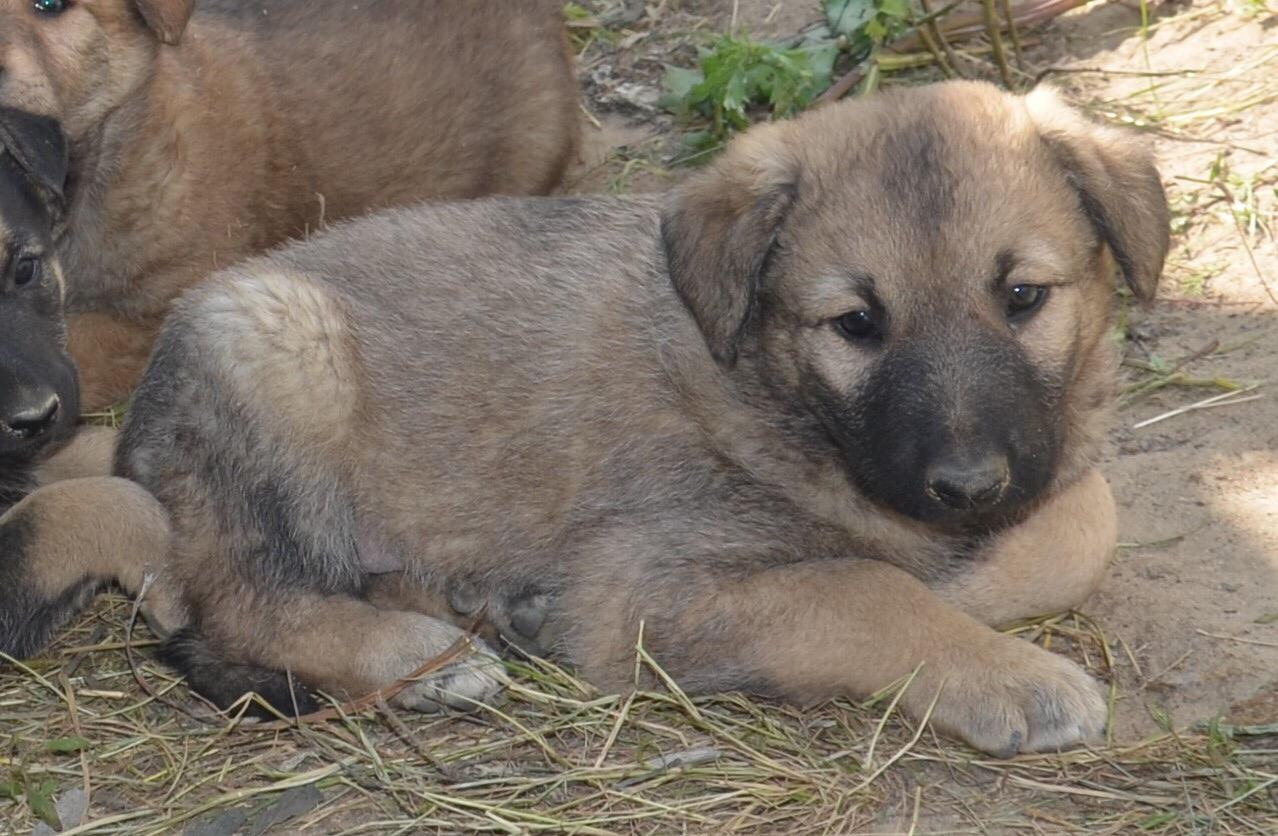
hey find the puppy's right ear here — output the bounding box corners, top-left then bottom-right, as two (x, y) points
(133, 0), (195, 45)
(662, 123), (798, 366)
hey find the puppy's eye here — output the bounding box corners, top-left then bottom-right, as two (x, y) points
(14, 257), (41, 287)
(1006, 284), (1048, 321)
(32, 0), (68, 15)
(835, 309), (879, 341)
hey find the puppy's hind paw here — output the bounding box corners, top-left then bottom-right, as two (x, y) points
(391, 636), (510, 713)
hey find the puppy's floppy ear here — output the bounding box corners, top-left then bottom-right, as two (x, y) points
(0, 106), (69, 217)
(133, 0), (195, 45)
(662, 123), (799, 365)
(1026, 86), (1170, 301)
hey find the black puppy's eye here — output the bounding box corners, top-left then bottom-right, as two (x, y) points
(33, 0), (68, 15)
(1006, 284), (1048, 321)
(14, 257), (41, 287)
(835, 309), (879, 341)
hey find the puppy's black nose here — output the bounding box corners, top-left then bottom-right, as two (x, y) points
(1, 392), (61, 441)
(926, 453), (1010, 511)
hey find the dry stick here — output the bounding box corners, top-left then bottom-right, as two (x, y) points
(1131, 384), (1263, 430)
(1000, 0), (1026, 70)
(258, 634), (477, 730)
(900, 0), (1088, 51)
(374, 696), (459, 780)
(920, 0), (965, 78)
(124, 574), (224, 725)
(817, 0), (1086, 104)
(1195, 629), (1278, 649)
(982, 0), (1014, 88)
(915, 18), (956, 78)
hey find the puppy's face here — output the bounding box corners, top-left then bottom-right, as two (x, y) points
(0, 0), (193, 140)
(0, 107), (76, 461)
(665, 82), (1169, 532)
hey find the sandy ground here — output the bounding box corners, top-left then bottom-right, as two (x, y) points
(571, 0), (1278, 741)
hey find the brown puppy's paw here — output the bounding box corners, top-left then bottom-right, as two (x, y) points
(920, 637), (1107, 757)
(378, 615), (509, 713)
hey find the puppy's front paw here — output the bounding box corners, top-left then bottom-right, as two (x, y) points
(920, 636), (1107, 757)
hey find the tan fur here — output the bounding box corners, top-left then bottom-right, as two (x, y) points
(4, 477), (186, 638)
(33, 425), (118, 483)
(189, 271), (361, 446)
(0, 0), (579, 410)
(936, 468), (1118, 626)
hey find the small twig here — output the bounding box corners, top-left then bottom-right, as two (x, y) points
(1195, 629), (1278, 649)
(124, 573), (221, 724)
(259, 634), (477, 729)
(864, 664), (923, 770)
(920, 0), (965, 77)
(982, 0), (1014, 88)
(850, 680), (944, 794)
(375, 696), (458, 779)
(915, 15), (956, 78)
(1000, 0), (1026, 70)
(1132, 384), (1263, 429)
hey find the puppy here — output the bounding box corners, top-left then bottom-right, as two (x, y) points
(19, 82), (1171, 757)
(0, 0), (580, 411)
(0, 107), (76, 504)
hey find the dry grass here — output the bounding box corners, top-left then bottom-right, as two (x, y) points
(2, 596), (1275, 834)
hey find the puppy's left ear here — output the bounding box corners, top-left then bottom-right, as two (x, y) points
(133, 0), (195, 45)
(0, 107), (69, 217)
(1027, 86), (1170, 301)
(662, 123), (799, 365)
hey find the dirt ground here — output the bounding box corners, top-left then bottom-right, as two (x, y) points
(2, 1), (1275, 833)
(572, 0), (1278, 743)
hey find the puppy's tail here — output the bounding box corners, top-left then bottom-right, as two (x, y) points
(158, 629), (321, 718)
(0, 477), (172, 659)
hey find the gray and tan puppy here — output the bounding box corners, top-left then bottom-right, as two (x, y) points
(18, 81), (1169, 756)
(0, 0), (579, 411)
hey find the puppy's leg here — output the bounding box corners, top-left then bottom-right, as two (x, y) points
(0, 477), (183, 658)
(364, 573), (553, 657)
(189, 582), (508, 713)
(33, 425), (119, 484)
(66, 312), (159, 412)
(934, 469), (1117, 627)
(569, 557), (1107, 758)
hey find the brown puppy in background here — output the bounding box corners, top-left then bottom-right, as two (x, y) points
(0, 0), (579, 411)
(5, 82), (1169, 757)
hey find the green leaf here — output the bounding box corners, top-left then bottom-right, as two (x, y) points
(562, 2), (592, 22)
(824, 0), (876, 38)
(0, 781), (19, 800)
(659, 65), (704, 110)
(25, 778), (60, 829)
(43, 736), (91, 754)
(879, 0), (911, 20)
(661, 34), (840, 157)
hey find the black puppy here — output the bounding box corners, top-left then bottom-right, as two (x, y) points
(0, 107), (76, 510)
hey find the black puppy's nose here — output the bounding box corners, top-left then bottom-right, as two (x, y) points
(926, 453), (1010, 511)
(1, 392), (61, 440)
